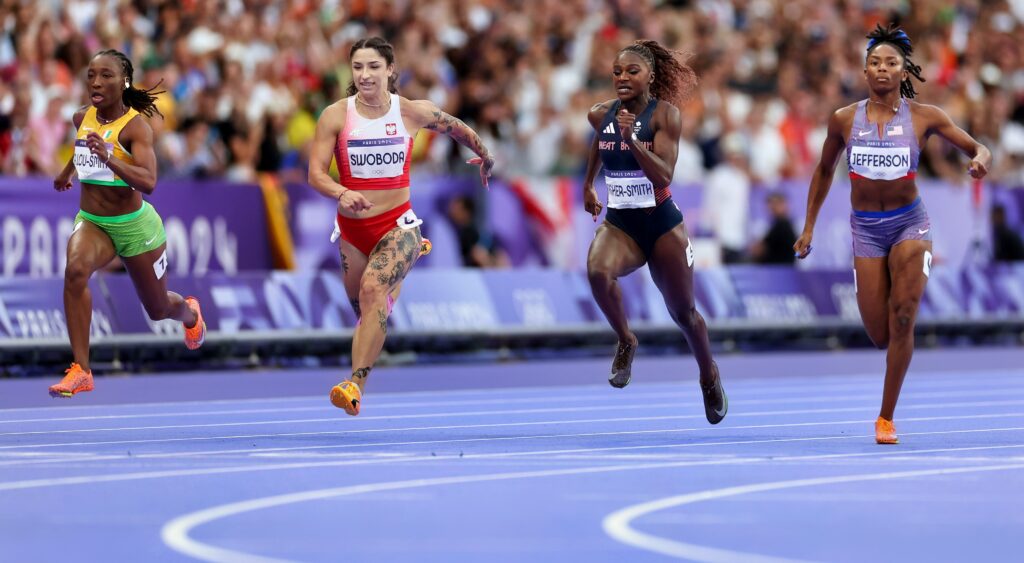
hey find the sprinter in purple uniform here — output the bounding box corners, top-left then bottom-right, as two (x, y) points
(794, 24), (991, 444)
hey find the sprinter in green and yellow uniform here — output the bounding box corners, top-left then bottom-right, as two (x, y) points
(48, 49), (206, 398)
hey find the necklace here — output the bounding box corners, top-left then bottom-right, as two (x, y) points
(356, 94), (389, 109)
(96, 106), (128, 124)
(868, 98), (899, 113)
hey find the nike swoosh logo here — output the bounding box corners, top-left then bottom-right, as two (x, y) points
(918, 229), (929, 235)
(144, 235), (158, 246)
(403, 217), (415, 225)
(858, 130), (871, 137)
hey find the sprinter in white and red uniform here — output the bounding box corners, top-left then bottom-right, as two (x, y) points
(308, 37), (494, 416)
(795, 24), (991, 444)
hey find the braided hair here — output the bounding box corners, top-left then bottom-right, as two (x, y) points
(346, 37), (399, 96)
(94, 49), (165, 119)
(619, 40), (697, 107)
(865, 24), (925, 99)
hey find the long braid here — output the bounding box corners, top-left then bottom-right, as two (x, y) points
(865, 24), (925, 99)
(95, 49), (165, 119)
(620, 40), (698, 107)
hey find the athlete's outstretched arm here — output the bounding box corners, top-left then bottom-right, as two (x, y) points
(406, 99), (494, 187)
(795, 107), (850, 259)
(616, 103), (680, 189)
(308, 101), (372, 213)
(92, 117), (157, 193)
(921, 104), (991, 179)
(582, 103), (609, 220)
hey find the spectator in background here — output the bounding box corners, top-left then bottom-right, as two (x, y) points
(703, 131), (750, 263)
(24, 87), (67, 175)
(446, 195), (509, 268)
(992, 204), (1024, 262)
(752, 192), (797, 264)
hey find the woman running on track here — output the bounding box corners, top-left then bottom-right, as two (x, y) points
(308, 37), (494, 416)
(48, 49), (205, 398)
(583, 39), (727, 424)
(794, 24), (991, 443)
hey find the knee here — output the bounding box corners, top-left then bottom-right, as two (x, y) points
(890, 300), (918, 336)
(869, 335), (889, 350)
(358, 281), (389, 307)
(672, 306), (704, 332)
(588, 269), (614, 291)
(63, 262), (92, 291)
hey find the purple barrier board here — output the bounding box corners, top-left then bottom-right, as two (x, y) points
(0, 178), (270, 277)
(480, 269), (586, 326)
(1, 266), (1020, 341)
(0, 277), (115, 341)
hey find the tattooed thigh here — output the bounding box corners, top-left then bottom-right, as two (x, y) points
(368, 227), (423, 290)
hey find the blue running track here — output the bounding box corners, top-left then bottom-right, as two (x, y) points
(1, 347), (1022, 562)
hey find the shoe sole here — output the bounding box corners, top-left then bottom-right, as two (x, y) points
(608, 373), (632, 388)
(330, 385), (360, 416)
(49, 385), (94, 398)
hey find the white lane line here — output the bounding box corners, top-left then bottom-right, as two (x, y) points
(2, 410), (1019, 468)
(4, 388), (1020, 438)
(0, 423), (1019, 489)
(161, 449), (1024, 563)
(602, 463), (1024, 562)
(3, 397), (1022, 451)
(5, 368), (1023, 421)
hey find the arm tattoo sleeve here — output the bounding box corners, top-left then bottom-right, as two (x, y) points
(425, 110), (488, 157)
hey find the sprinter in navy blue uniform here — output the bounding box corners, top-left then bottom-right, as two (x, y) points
(583, 40), (727, 424)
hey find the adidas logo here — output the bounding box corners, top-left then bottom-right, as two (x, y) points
(603, 123), (615, 134)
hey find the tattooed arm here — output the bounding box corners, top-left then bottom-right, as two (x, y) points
(405, 98), (495, 188)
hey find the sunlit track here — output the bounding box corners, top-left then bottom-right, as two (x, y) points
(2, 351), (1022, 562)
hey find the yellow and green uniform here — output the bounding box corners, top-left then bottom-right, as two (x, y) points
(72, 106), (166, 257)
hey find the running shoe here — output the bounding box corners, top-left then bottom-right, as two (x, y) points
(330, 380), (362, 416)
(875, 416), (898, 444)
(184, 296), (206, 350)
(48, 363), (94, 398)
(700, 362), (728, 424)
(608, 336), (637, 388)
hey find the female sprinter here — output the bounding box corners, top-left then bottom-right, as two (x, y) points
(794, 24), (991, 443)
(48, 49), (205, 398)
(308, 37), (494, 416)
(583, 40), (727, 424)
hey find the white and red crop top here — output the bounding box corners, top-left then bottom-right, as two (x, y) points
(334, 94), (414, 190)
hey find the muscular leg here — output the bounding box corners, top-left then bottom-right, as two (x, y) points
(64, 222), (117, 372)
(339, 240), (369, 319)
(854, 256), (891, 349)
(647, 223), (715, 384)
(879, 240), (931, 421)
(350, 226), (423, 391)
(586, 222), (645, 342)
(122, 244), (196, 326)
(339, 241), (401, 323)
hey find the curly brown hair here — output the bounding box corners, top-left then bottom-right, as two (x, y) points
(619, 40), (698, 107)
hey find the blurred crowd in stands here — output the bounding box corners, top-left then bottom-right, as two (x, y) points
(2, 0), (1024, 264)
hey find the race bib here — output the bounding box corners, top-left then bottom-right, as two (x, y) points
(73, 139), (117, 183)
(604, 170), (655, 209)
(347, 137), (407, 179)
(848, 145), (911, 180)
(396, 209), (423, 230)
